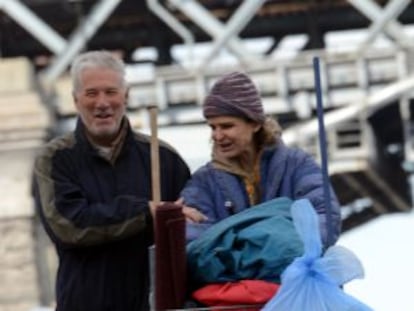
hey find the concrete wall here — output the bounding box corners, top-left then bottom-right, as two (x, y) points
(0, 217), (39, 311)
(0, 57), (54, 311)
(0, 149), (56, 311)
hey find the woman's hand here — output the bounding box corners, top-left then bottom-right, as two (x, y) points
(175, 198), (208, 223)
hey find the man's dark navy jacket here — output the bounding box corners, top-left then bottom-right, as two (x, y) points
(33, 119), (190, 311)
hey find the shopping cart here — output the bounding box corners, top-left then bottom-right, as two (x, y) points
(150, 219), (273, 311)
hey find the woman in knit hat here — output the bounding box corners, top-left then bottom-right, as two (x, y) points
(180, 71), (341, 248)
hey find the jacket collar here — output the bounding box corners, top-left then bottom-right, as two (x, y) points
(75, 116), (131, 164)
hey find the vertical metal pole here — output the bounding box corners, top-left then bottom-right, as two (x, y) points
(409, 174), (414, 208)
(148, 244), (156, 311)
(313, 56), (333, 246)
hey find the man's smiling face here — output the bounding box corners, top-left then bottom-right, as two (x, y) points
(73, 67), (128, 146)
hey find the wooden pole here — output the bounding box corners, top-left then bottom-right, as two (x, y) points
(147, 105), (161, 204)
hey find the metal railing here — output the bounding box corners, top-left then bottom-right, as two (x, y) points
(123, 46), (414, 175)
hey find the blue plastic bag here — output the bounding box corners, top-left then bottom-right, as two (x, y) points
(262, 199), (373, 311)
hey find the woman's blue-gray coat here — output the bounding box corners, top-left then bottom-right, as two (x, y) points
(181, 141), (341, 246)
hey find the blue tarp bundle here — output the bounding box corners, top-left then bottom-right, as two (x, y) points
(186, 197), (304, 284)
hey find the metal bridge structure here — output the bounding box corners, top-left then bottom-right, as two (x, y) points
(1, 0), (414, 229)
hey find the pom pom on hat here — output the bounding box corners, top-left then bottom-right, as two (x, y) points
(203, 72), (265, 124)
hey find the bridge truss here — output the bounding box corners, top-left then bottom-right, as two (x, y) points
(1, 0), (414, 228)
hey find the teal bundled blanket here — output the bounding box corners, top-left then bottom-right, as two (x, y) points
(186, 197), (304, 284)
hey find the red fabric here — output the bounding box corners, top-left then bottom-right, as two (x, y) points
(192, 280), (280, 308)
(154, 203), (186, 310)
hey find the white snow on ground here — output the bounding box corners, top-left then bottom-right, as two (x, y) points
(339, 210), (414, 311)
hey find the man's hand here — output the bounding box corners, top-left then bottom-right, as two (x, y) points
(148, 201), (162, 219)
(175, 198), (208, 223)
